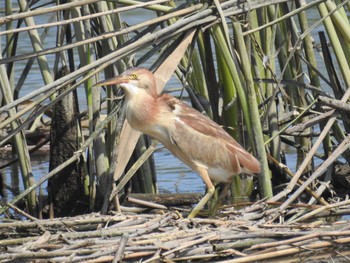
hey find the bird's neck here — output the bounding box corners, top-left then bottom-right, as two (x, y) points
(125, 91), (159, 132)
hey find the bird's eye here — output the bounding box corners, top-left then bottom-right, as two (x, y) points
(131, 73), (139, 80)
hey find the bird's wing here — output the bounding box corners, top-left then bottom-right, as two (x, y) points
(160, 94), (260, 174)
(161, 94), (233, 140)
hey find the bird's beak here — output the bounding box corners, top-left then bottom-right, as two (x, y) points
(95, 76), (129, 87)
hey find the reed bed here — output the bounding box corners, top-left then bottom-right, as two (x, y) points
(1, 202), (350, 262)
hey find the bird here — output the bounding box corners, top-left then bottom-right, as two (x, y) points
(97, 67), (261, 218)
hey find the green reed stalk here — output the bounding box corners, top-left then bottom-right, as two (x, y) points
(325, 0), (350, 43)
(17, 0), (53, 85)
(5, 0), (14, 89)
(233, 22), (272, 198)
(318, 2), (350, 87)
(0, 58), (37, 215)
(325, 1), (350, 67)
(288, 3), (313, 173)
(264, 6), (281, 162)
(297, 0), (332, 161)
(211, 25), (252, 140)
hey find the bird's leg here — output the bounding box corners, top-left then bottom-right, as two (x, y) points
(209, 183), (231, 217)
(188, 167), (215, 218)
(218, 183), (231, 202)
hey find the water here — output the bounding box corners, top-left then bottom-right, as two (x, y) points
(155, 147), (204, 194)
(0, 147), (203, 201)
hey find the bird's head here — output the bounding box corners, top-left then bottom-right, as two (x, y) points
(96, 67), (157, 100)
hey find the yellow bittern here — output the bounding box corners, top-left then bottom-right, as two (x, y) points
(98, 67), (260, 218)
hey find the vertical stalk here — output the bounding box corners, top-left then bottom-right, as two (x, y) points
(211, 25), (252, 140)
(199, 30), (219, 121)
(257, 6), (281, 162)
(291, 4), (313, 173)
(325, 0), (350, 68)
(233, 22), (272, 198)
(297, 0), (332, 161)
(17, 0), (54, 85)
(325, 0), (350, 43)
(0, 55), (37, 215)
(216, 37), (244, 200)
(71, 3), (111, 209)
(318, 2), (350, 87)
(5, 0), (14, 89)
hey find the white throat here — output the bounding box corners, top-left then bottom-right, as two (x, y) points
(121, 83), (141, 99)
